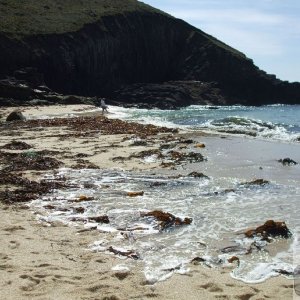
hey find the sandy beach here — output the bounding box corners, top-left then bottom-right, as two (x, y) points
(0, 105), (297, 300)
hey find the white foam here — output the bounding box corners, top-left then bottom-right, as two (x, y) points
(111, 264), (131, 272)
(30, 167), (300, 284)
(231, 261), (294, 283)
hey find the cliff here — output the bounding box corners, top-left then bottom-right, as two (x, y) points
(0, 0), (299, 108)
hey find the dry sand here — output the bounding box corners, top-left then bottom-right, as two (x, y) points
(0, 105), (297, 299)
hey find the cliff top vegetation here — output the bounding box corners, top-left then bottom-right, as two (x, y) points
(0, 0), (166, 37)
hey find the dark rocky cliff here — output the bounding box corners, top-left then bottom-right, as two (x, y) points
(0, 0), (299, 108)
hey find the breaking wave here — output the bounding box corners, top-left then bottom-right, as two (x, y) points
(110, 105), (300, 143)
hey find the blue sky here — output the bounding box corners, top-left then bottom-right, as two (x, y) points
(143, 0), (300, 82)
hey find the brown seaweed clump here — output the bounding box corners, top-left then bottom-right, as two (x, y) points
(141, 210), (192, 230)
(0, 151), (63, 172)
(0, 172), (71, 204)
(245, 220), (292, 241)
(108, 246), (139, 260)
(167, 151), (205, 164)
(127, 191), (144, 197)
(240, 179), (270, 186)
(188, 172), (209, 179)
(70, 215), (110, 224)
(5, 116), (177, 138)
(278, 158), (298, 165)
(1, 140), (32, 150)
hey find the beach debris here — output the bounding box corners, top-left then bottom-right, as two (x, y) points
(111, 156), (130, 162)
(43, 204), (56, 210)
(159, 143), (177, 150)
(278, 158), (298, 165)
(74, 153), (90, 158)
(74, 207), (85, 213)
(245, 220), (292, 241)
(194, 143), (205, 148)
(72, 195), (95, 202)
(191, 257), (206, 264)
(212, 188), (236, 195)
(5, 116), (177, 137)
(6, 110), (26, 122)
(160, 162), (176, 168)
(131, 149), (164, 159)
(0, 172), (67, 190)
(240, 179), (269, 186)
(120, 231), (137, 241)
(167, 151), (205, 164)
(1, 140), (32, 150)
(162, 264), (182, 272)
(77, 227), (98, 233)
(141, 210), (192, 230)
(190, 256), (223, 268)
(118, 226), (149, 233)
(89, 216), (110, 223)
(180, 139), (194, 144)
(70, 215), (109, 224)
(0, 190), (39, 203)
(0, 171), (71, 204)
(127, 191), (144, 197)
(149, 181), (168, 187)
(188, 171), (209, 179)
(107, 246), (139, 260)
(228, 256), (240, 266)
(274, 269), (294, 276)
(1, 151), (63, 172)
(130, 140), (148, 146)
(220, 245), (251, 255)
(71, 159), (100, 169)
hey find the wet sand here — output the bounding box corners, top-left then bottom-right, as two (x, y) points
(0, 105), (297, 299)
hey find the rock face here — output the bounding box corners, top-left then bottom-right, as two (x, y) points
(6, 110), (26, 122)
(0, 0), (300, 108)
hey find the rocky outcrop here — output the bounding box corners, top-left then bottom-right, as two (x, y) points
(0, 0), (299, 108)
(0, 74), (94, 107)
(112, 81), (226, 109)
(6, 110), (26, 122)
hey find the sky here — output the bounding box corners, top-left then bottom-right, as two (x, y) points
(143, 0), (300, 82)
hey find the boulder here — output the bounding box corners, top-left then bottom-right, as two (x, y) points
(6, 110), (26, 122)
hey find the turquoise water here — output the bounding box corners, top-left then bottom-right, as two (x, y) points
(110, 104), (300, 142)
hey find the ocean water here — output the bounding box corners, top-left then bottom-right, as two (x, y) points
(109, 104), (300, 142)
(30, 104), (300, 284)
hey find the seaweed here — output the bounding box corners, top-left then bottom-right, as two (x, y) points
(1, 140), (32, 150)
(141, 210), (192, 230)
(0, 172), (71, 204)
(245, 220), (292, 241)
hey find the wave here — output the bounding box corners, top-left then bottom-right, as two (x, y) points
(109, 105), (300, 143)
(201, 116), (300, 142)
(30, 168), (300, 284)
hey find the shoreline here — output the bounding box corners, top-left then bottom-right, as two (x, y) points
(0, 105), (297, 299)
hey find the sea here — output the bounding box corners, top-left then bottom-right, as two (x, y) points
(31, 104), (300, 284)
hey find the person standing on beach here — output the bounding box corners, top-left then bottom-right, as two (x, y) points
(100, 98), (108, 114)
